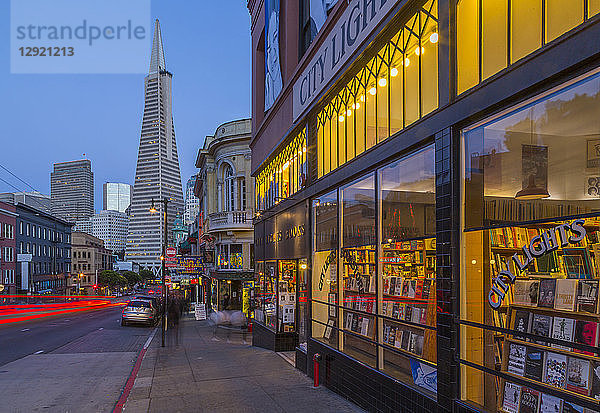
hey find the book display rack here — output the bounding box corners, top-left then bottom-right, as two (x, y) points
(490, 220), (600, 413)
(342, 246), (377, 354)
(380, 239), (437, 359)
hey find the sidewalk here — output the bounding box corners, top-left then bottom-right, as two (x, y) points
(123, 317), (364, 413)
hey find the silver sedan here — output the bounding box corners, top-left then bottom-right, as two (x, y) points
(121, 299), (157, 326)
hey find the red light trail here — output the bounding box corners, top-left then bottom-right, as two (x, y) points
(0, 295), (125, 326)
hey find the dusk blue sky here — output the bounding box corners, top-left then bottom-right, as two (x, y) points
(0, 1), (251, 211)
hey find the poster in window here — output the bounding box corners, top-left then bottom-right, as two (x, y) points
(328, 293), (336, 317)
(265, 0), (283, 111)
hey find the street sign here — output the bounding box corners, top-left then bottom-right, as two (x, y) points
(166, 247), (177, 268)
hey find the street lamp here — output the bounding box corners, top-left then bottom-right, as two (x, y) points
(150, 197), (170, 347)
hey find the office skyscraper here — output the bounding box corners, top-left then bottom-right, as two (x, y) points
(103, 182), (132, 213)
(184, 175), (199, 226)
(50, 159), (94, 223)
(126, 20), (184, 271)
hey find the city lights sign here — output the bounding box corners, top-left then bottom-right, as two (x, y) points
(488, 219), (586, 310)
(292, 0), (400, 120)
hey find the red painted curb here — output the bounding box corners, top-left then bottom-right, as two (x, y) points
(113, 328), (156, 413)
(113, 347), (147, 413)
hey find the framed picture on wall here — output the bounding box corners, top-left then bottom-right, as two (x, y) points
(328, 293), (337, 317)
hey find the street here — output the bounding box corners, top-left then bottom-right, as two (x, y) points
(0, 305), (155, 412)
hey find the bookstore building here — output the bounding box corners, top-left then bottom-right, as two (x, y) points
(249, 0), (600, 411)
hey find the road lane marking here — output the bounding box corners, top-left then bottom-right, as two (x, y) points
(99, 327), (104, 330)
(143, 327), (158, 350)
(21, 328), (30, 332)
(33, 350), (44, 354)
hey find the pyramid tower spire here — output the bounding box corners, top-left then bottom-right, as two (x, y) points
(127, 20), (184, 272)
(149, 19), (166, 74)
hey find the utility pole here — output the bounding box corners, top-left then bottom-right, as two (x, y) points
(151, 198), (170, 348)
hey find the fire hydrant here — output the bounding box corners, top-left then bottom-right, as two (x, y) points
(313, 353), (322, 387)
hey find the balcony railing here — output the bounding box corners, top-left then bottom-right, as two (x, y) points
(208, 210), (253, 232)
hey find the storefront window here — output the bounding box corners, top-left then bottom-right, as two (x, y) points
(254, 261), (265, 324)
(264, 261), (278, 331)
(461, 70), (600, 411)
(316, 0), (438, 178)
(278, 260), (297, 332)
(255, 128), (307, 211)
(310, 147), (437, 395)
(378, 145), (437, 392)
(341, 173), (377, 367)
(457, 0), (599, 94)
(312, 189), (339, 349)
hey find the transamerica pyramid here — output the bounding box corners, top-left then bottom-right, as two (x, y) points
(126, 20), (184, 272)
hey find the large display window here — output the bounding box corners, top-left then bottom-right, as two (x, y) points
(311, 144), (437, 396)
(457, 0), (600, 94)
(378, 145), (437, 389)
(311, 189), (339, 350)
(460, 69), (600, 412)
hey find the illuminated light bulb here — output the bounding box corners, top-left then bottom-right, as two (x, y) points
(378, 78), (387, 87)
(429, 32), (438, 44)
(338, 115), (345, 122)
(415, 46), (420, 56)
(471, 259), (477, 265)
(352, 103), (356, 109)
(390, 67), (398, 77)
(355, 102), (360, 110)
(404, 57), (410, 67)
(359, 94), (365, 102)
(303, 146), (306, 153)
(369, 87), (377, 95)
(347, 109), (352, 116)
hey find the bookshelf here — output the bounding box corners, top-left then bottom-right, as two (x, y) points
(342, 246), (377, 342)
(499, 304), (600, 413)
(487, 219), (600, 412)
(380, 238), (437, 366)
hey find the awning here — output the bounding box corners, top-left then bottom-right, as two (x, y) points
(210, 270), (254, 281)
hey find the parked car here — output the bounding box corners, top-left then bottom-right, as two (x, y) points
(121, 299), (157, 326)
(133, 294), (161, 312)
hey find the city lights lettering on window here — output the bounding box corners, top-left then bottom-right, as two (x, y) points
(293, 0), (401, 120)
(488, 219), (587, 310)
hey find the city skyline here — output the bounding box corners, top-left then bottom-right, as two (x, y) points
(0, 2), (251, 211)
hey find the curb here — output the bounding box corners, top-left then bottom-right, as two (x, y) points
(112, 327), (158, 413)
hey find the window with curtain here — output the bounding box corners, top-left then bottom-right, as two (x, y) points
(223, 164), (235, 212)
